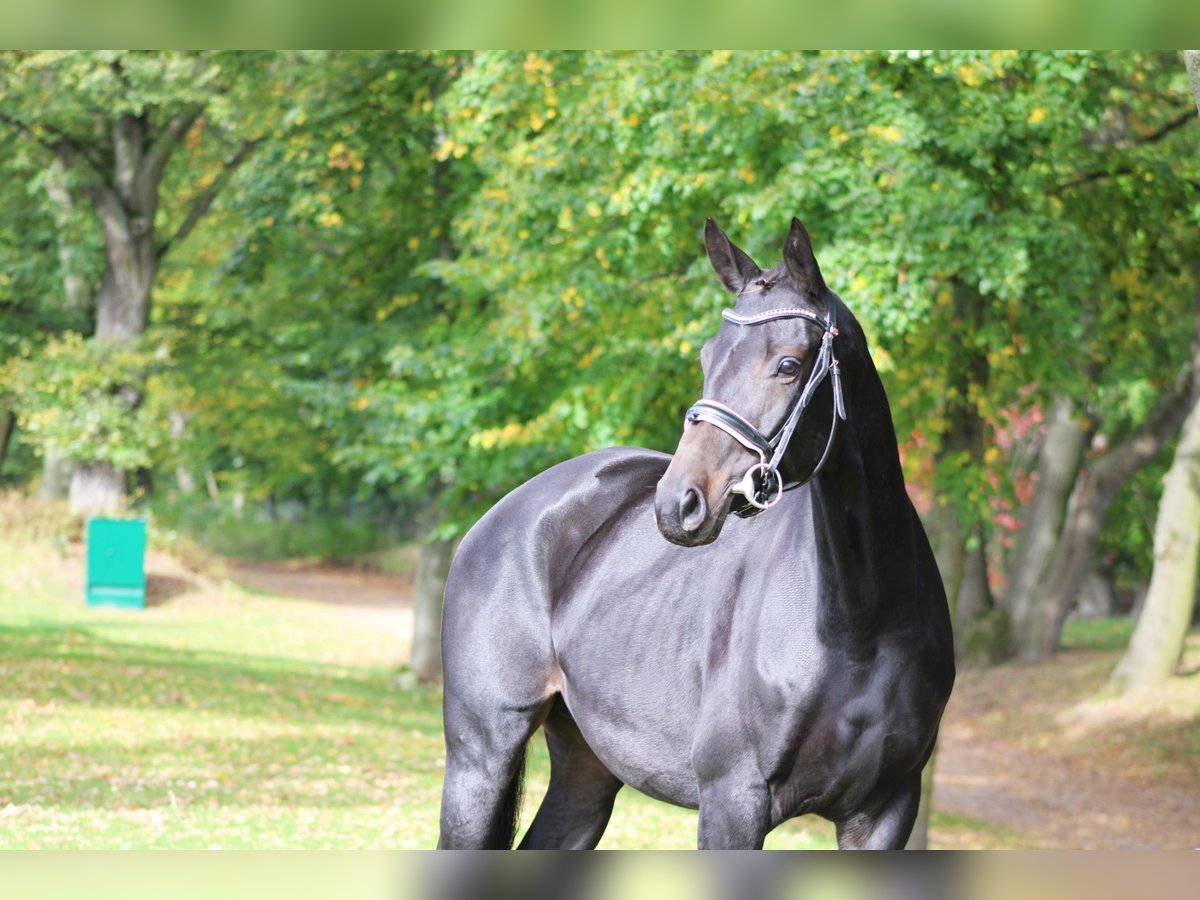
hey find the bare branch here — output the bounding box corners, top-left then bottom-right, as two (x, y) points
(142, 104), (206, 190)
(0, 108), (111, 186)
(1093, 289), (1200, 491)
(1135, 107), (1197, 145)
(298, 224), (345, 259)
(1053, 108), (1198, 195)
(157, 138), (258, 261)
(109, 56), (133, 92)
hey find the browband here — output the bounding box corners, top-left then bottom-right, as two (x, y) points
(721, 307), (828, 327)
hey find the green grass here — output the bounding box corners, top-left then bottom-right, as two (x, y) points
(926, 810), (1032, 850)
(1060, 616), (1138, 652)
(0, 542), (439, 848)
(0, 536), (834, 849)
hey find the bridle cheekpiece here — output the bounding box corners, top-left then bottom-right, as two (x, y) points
(683, 285), (847, 518)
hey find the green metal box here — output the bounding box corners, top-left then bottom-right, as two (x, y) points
(86, 518), (147, 609)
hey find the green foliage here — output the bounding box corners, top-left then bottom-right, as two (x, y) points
(396, 51), (1200, 537)
(3, 50), (1199, 553)
(151, 498), (402, 563)
(2, 333), (165, 469)
(1098, 455), (1169, 587)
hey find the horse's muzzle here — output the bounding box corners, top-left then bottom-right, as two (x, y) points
(654, 472), (731, 547)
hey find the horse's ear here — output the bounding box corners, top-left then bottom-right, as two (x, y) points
(783, 217), (826, 299)
(705, 217), (762, 294)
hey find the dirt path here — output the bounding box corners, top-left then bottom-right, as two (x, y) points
(217, 557), (1199, 849)
(224, 558), (414, 646)
(933, 650), (1200, 849)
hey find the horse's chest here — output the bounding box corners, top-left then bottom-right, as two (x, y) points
(748, 659), (925, 821)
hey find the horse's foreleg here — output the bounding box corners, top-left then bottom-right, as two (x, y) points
(835, 768), (922, 850)
(696, 774), (771, 849)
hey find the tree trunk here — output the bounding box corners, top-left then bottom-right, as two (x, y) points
(411, 510), (456, 683)
(908, 499), (978, 848)
(1185, 51), (1200, 118)
(906, 279), (992, 848)
(955, 536), (991, 630)
(1076, 557), (1117, 619)
(44, 159), (91, 317)
(0, 409), (14, 479)
(1035, 298), (1200, 659)
(39, 450), (75, 499)
(1035, 472), (1113, 656)
(1109, 390), (1200, 691)
(957, 531), (1012, 665)
(1004, 396), (1090, 659)
(169, 409), (197, 494)
(907, 504), (979, 848)
(40, 159), (92, 498)
(68, 461), (127, 515)
(67, 115), (159, 515)
(408, 137), (462, 685)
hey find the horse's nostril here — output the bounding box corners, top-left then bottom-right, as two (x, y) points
(679, 487), (707, 532)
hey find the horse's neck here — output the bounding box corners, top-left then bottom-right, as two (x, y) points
(802, 364), (916, 629)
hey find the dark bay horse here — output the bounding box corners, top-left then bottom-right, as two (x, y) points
(437, 218), (955, 849)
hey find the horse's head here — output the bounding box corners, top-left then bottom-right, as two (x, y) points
(656, 217), (847, 547)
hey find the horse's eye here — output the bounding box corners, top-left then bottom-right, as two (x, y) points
(777, 357), (801, 378)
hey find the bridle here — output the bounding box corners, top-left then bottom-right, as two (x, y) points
(683, 285), (847, 518)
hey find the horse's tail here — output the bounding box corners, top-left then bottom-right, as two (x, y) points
(500, 747), (527, 848)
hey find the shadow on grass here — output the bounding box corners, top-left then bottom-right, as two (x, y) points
(0, 730), (445, 810)
(0, 622), (437, 731)
(145, 574), (195, 608)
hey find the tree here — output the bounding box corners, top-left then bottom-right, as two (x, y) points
(365, 51), (1200, 684)
(183, 51), (473, 680)
(1110, 290), (1200, 691)
(0, 51), (274, 512)
(1109, 51), (1200, 693)
(0, 137), (93, 486)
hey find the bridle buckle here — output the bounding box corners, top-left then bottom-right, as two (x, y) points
(730, 461), (784, 511)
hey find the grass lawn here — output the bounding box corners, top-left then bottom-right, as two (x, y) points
(10, 527), (1184, 849)
(0, 536), (840, 849)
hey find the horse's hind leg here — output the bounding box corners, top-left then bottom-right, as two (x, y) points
(835, 768), (923, 850)
(518, 701), (623, 849)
